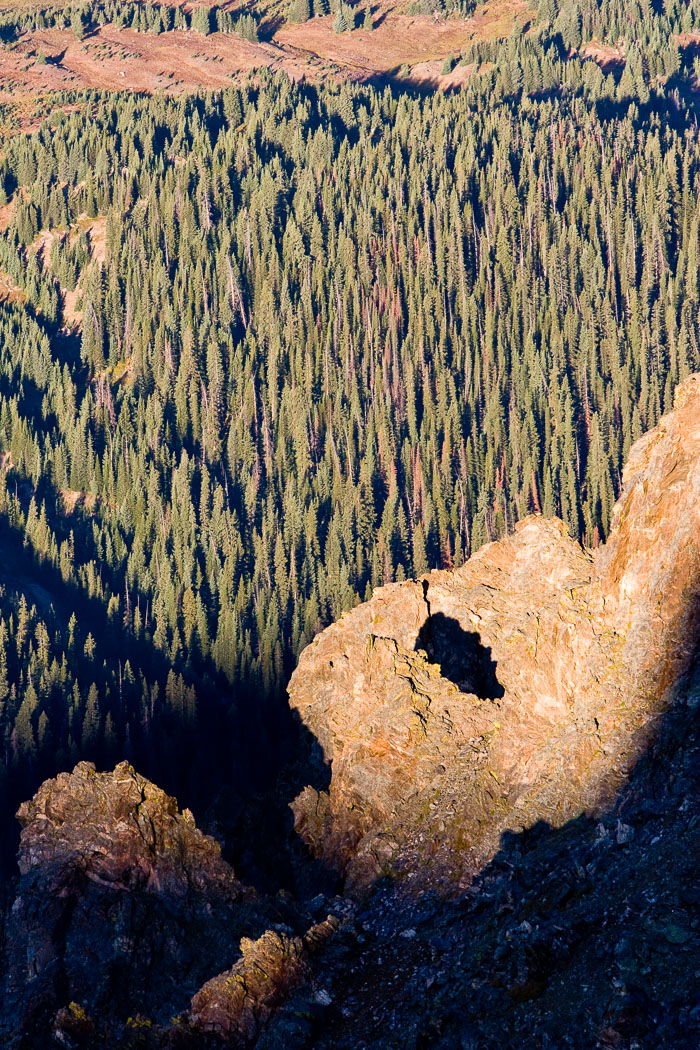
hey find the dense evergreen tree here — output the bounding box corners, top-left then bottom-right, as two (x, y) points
(0, 0), (699, 869)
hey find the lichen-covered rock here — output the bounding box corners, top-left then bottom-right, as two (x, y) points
(15, 760), (237, 896)
(2, 762), (261, 1043)
(595, 372), (700, 703)
(289, 375), (700, 891)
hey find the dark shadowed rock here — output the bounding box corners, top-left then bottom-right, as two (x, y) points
(2, 762), (259, 1043)
(178, 916), (339, 1045)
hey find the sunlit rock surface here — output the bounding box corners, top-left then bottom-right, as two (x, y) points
(289, 375), (700, 891)
(2, 761), (320, 1044)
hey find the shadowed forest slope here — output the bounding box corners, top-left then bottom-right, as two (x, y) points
(1, 378), (700, 1049)
(1, 48), (700, 878)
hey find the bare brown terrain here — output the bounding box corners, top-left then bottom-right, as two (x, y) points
(582, 37), (624, 67)
(0, 0), (534, 128)
(276, 0), (530, 78)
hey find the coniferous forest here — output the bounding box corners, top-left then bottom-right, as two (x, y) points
(1, 0), (700, 873)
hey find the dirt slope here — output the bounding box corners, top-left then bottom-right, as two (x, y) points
(0, 0), (534, 128)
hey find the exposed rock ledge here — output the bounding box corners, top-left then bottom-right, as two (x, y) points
(186, 916), (339, 1044)
(15, 760), (238, 897)
(289, 374), (700, 891)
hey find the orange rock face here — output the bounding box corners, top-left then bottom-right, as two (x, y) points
(289, 375), (700, 892)
(186, 917), (339, 1043)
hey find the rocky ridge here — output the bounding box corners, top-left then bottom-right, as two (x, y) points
(289, 374), (700, 891)
(1, 761), (340, 1047)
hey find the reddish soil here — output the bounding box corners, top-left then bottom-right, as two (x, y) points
(86, 216), (107, 264)
(0, 0), (534, 125)
(0, 26), (318, 94)
(0, 268), (26, 305)
(32, 227), (54, 264)
(0, 200), (15, 232)
(274, 0), (531, 79)
(582, 38), (625, 68)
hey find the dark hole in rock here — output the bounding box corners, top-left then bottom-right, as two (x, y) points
(416, 612), (505, 699)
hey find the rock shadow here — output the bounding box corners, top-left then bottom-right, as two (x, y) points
(209, 700), (336, 898)
(340, 663), (700, 1050)
(416, 611), (505, 699)
(0, 463), (336, 899)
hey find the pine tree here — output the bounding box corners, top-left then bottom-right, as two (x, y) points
(291, 0), (311, 22)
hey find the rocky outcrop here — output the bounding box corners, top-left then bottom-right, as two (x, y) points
(15, 760), (238, 897)
(4, 380), (700, 1047)
(289, 375), (700, 891)
(307, 664), (700, 1049)
(595, 373), (700, 702)
(1, 762), (291, 1044)
(183, 917), (339, 1044)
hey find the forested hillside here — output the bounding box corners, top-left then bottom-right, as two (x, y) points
(1, 0), (700, 865)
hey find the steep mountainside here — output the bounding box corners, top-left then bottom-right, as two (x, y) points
(1, 761), (340, 1046)
(1, 377), (699, 1048)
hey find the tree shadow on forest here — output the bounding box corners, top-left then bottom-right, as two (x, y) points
(258, 14), (284, 41)
(416, 611), (504, 699)
(0, 301), (333, 900)
(366, 68), (441, 96)
(0, 466), (335, 897)
(369, 7), (389, 27)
